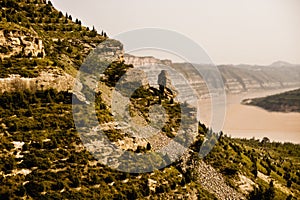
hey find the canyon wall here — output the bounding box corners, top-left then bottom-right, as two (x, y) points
(124, 55), (300, 98)
(1, 37), (299, 98)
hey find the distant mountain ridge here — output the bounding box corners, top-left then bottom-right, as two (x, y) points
(269, 61), (295, 67)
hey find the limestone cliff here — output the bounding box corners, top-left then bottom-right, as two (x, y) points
(124, 54), (172, 67)
(123, 54), (300, 97)
(0, 70), (74, 93)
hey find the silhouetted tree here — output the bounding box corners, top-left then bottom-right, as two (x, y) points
(287, 179), (292, 188)
(265, 180), (275, 200)
(58, 11), (63, 18)
(261, 137), (270, 144)
(146, 142), (151, 150)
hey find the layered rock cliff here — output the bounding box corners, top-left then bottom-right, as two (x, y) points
(124, 54), (172, 67)
(124, 54), (300, 97)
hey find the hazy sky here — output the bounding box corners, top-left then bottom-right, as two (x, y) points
(52, 0), (300, 65)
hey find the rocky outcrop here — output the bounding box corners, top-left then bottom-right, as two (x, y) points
(157, 70), (178, 96)
(94, 39), (124, 63)
(0, 69), (74, 93)
(117, 68), (149, 91)
(0, 39), (126, 95)
(0, 29), (45, 59)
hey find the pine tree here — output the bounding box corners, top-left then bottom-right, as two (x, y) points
(46, 92), (53, 103)
(146, 143), (151, 150)
(25, 106), (33, 117)
(33, 60), (38, 66)
(287, 179), (292, 188)
(265, 180), (275, 200)
(58, 11), (63, 18)
(249, 186), (264, 200)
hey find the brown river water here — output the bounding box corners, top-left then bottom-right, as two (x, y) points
(198, 88), (300, 144)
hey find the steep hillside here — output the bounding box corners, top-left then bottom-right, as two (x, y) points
(0, 1), (300, 200)
(1, 89), (299, 199)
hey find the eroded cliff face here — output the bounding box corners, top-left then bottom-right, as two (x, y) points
(124, 54), (172, 67)
(1, 35), (299, 97)
(218, 64), (300, 93)
(123, 54), (300, 97)
(0, 28), (72, 92)
(0, 69), (75, 93)
(0, 39), (125, 93)
(0, 29), (45, 59)
(95, 39), (125, 63)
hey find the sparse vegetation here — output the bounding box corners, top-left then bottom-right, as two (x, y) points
(0, 89), (216, 199)
(205, 136), (300, 199)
